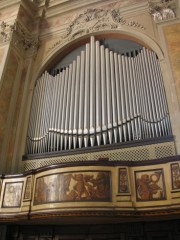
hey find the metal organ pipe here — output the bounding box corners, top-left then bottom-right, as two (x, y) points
(96, 40), (101, 146)
(26, 36), (172, 155)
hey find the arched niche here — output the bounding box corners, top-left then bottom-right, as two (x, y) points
(24, 26), (174, 157)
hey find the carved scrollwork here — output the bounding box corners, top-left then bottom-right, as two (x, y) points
(48, 8), (145, 53)
(148, 0), (176, 22)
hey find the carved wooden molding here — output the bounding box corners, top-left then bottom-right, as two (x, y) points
(148, 0), (176, 22)
(48, 8), (145, 53)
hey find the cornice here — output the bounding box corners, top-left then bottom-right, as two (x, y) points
(0, 0), (21, 10)
(45, 0), (147, 19)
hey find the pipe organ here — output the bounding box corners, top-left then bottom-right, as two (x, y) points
(26, 36), (171, 155)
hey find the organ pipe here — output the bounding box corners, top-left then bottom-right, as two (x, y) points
(26, 36), (172, 155)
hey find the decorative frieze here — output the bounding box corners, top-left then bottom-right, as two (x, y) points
(48, 8), (145, 53)
(148, 0), (176, 22)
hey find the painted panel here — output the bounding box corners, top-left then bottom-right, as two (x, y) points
(34, 171), (111, 205)
(24, 177), (32, 200)
(171, 163), (180, 190)
(135, 169), (166, 201)
(2, 182), (23, 208)
(118, 168), (130, 193)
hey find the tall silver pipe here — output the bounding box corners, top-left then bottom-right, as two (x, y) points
(84, 43), (90, 147)
(90, 36), (96, 146)
(69, 60), (76, 149)
(73, 56), (80, 149)
(118, 54), (126, 142)
(96, 40), (101, 146)
(110, 51), (118, 143)
(105, 48), (113, 144)
(78, 51), (85, 148)
(114, 52), (122, 142)
(100, 45), (107, 145)
(64, 64), (73, 150)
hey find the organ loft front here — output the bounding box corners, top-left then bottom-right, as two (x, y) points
(0, 0), (180, 239)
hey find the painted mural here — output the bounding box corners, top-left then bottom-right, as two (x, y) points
(119, 168), (130, 193)
(2, 182), (23, 207)
(24, 177), (32, 200)
(34, 171), (111, 205)
(135, 169), (166, 201)
(171, 163), (180, 190)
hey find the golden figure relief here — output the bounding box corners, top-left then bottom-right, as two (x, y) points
(135, 170), (166, 201)
(34, 171), (110, 205)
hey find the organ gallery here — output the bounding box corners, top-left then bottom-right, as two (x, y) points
(0, 0), (180, 239)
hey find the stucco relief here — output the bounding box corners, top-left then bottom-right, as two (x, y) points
(0, 20), (39, 56)
(47, 8), (145, 53)
(148, 0), (176, 22)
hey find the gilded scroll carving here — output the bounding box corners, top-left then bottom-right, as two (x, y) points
(48, 8), (145, 53)
(148, 0), (176, 22)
